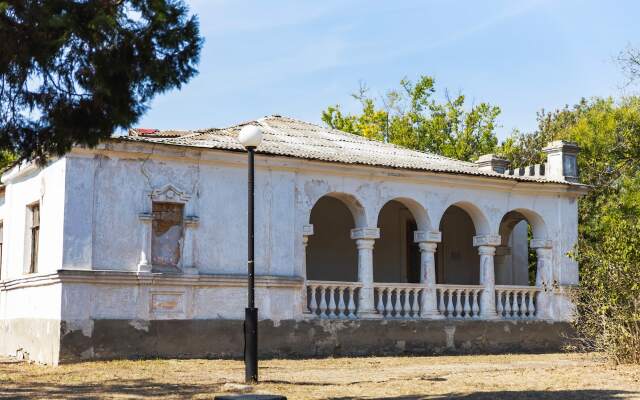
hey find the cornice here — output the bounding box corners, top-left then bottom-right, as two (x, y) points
(68, 142), (589, 197)
(0, 270), (304, 291)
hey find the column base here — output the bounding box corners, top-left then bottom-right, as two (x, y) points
(480, 312), (500, 320)
(357, 311), (383, 319)
(137, 263), (152, 273)
(419, 311), (444, 319)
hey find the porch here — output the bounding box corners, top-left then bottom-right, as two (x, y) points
(302, 195), (561, 321)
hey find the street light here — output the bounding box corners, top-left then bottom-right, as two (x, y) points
(238, 124), (263, 384)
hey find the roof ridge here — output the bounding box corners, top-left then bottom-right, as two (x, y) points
(260, 115), (475, 166)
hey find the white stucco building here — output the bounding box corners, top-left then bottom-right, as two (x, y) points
(0, 116), (586, 365)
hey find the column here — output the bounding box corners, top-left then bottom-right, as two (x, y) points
(182, 217), (200, 275)
(414, 230), (442, 318)
(351, 227), (380, 318)
(531, 239), (553, 319)
(473, 234), (501, 319)
(301, 224), (314, 313)
(494, 245), (512, 284)
(137, 213), (153, 273)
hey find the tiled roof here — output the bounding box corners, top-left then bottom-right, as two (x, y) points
(120, 115), (576, 185)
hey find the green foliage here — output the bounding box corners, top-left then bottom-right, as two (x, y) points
(500, 97), (640, 363)
(322, 76), (501, 162)
(0, 0), (203, 163)
(0, 149), (16, 171)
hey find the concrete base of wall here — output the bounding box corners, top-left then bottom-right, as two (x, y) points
(54, 319), (575, 364)
(0, 318), (574, 365)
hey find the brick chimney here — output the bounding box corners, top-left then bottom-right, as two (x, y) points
(542, 140), (580, 182)
(475, 154), (510, 174)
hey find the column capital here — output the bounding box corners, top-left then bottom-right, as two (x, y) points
(418, 242), (438, 253)
(139, 212), (153, 222)
(477, 245), (496, 256)
(184, 216), (199, 227)
(414, 230), (441, 243)
(530, 239), (553, 249)
(302, 224), (314, 236)
(355, 238), (375, 250)
(472, 234), (501, 247)
(350, 227), (380, 240)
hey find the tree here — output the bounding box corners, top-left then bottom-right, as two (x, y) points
(499, 97), (640, 363)
(619, 45), (640, 89)
(322, 76), (501, 162)
(0, 0), (203, 163)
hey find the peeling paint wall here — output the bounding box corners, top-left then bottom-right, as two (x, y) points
(0, 143), (582, 363)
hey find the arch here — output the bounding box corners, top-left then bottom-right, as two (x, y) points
(306, 194), (360, 281)
(374, 199), (423, 283)
(507, 208), (548, 240)
(495, 208), (548, 286)
(437, 201), (491, 236)
(306, 191), (367, 228)
(436, 204), (481, 285)
(374, 197), (431, 232)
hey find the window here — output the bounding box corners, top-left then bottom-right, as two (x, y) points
(151, 202), (184, 270)
(28, 203), (40, 273)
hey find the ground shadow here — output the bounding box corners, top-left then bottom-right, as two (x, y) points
(329, 390), (637, 400)
(0, 379), (224, 399)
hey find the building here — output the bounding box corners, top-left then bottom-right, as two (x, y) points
(0, 116), (586, 365)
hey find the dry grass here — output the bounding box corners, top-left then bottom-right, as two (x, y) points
(1, 353), (639, 399)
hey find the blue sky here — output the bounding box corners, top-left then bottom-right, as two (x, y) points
(137, 0), (638, 140)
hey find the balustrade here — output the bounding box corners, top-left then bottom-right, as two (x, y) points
(435, 285), (483, 319)
(306, 281), (362, 319)
(495, 286), (540, 319)
(305, 282), (542, 320)
(374, 284), (423, 318)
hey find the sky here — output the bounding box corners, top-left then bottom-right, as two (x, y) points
(137, 0), (639, 140)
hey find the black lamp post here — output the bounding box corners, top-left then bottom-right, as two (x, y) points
(238, 125), (263, 384)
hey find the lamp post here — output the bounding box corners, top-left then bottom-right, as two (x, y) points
(238, 125), (263, 384)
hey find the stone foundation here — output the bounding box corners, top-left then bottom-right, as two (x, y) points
(39, 319), (575, 364)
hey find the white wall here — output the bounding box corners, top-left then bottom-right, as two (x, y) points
(0, 142), (581, 322)
(0, 159), (66, 280)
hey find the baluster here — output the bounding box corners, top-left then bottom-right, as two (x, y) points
(347, 287), (357, 318)
(454, 289), (462, 318)
(520, 291), (527, 318)
(518, 291), (524, 318)
(337, 287), (346, 319)
(505, 291), (513, 318)
(318, 286), (328, 318)
(528, 290), (536, 319)
(411, 289), (420, 318)
(402, 289), (410, 318)
(438, 288), (445, 315)
(445, 289), (454, 317)
(496, 290), (504, 318)
(376, 287), (385, 315)
(463, 289), (471, 318)
(472, 289), (480, 318)
(390, 289), (398, 318)
(309, 285), (318, 315)
(384, 288), (392, 318)
(327, 286), (337, 318)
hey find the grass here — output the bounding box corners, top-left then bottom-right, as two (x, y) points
(1, 353), (639, 399)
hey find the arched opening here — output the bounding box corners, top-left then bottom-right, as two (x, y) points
(437, 205), (480, 284)
(374, 200), (421, 283)
(496, 210), (546, 286)
(306, 195), (358, 281)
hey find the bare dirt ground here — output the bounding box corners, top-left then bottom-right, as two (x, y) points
(1, 353), (639, 399)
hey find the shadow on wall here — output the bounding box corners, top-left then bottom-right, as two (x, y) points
(328, 390), (637, 400)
